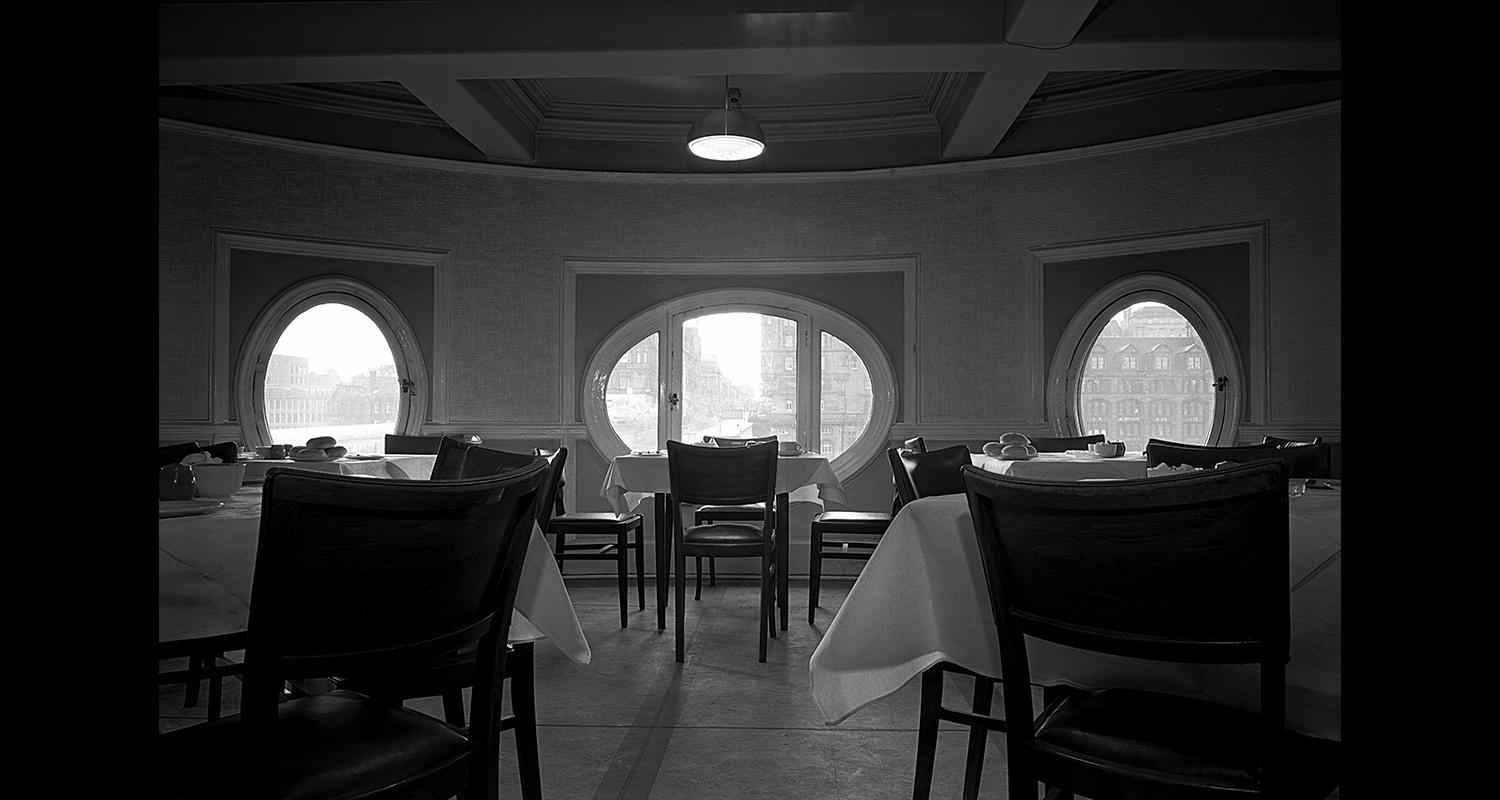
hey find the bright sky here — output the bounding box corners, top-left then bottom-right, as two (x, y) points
(274, 303), (395, 377)
(690, 313), (762, 387)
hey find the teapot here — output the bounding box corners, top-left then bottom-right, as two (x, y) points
(159, 464), (197, 500)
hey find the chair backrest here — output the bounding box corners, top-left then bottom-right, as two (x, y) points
(159, 440), (238, 466)
(243, 464), (548, 740)
(889, 443), (972, 509)
(534, 447), (569, 516)
(667, 439), (778, 513)
(902, 436), (928, 453)
(1262, 434), (1324, 447)
(532, 447), (568, 535)
(1025, 433), (1105, 453)
(702, 434), (779, 447)
(431, 435), (538, 480)
(961, 460), (1290, 771)
(1146, 439), (1330, 478)
(385, 433), (478, 455)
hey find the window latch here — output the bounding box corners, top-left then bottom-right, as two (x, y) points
(1213, 376), (1227, 392)
(399, 378), (416, 395)
(667, 392), (679, 410)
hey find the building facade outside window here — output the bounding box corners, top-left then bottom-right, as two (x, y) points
(1047, 272), (1245, 452)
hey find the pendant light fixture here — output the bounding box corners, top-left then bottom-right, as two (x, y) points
(687, 76), (765, 161)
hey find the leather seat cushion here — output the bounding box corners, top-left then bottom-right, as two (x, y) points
(1034, 688), (1339, 793)
(158, 690), (469, 800)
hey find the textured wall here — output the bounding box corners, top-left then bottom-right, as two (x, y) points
(159, 110), (1341, 473)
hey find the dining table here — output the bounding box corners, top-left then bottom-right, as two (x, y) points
(159, 479), (592, 717)
(969, 450), (1149, 480)
(601, 450), (848, 631)
(236, 453), (437, 483)
(809, 481), (1341, 742)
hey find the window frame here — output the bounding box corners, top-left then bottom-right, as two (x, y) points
(234, 276), (428, 447)
(582, 288), (896, 480)
(1046, 272), (1245, 446)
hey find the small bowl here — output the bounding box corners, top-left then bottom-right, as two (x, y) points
(192, 463), (246, 497)
(1089, 441), (1126, 458)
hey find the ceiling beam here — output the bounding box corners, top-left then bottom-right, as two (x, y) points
(1005, 0), (1103, 47)
(160, 1), (1339, 86)
(939, 66), (1049, 160)
(401, 76), (536, 163)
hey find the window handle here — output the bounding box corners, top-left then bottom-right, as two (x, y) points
(399, 377), (416, 395)
(1213, 376), (1227, 392)
(668, 392), (679, 410)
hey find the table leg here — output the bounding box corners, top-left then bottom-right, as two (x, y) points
(655, 492), (670, 630)
(777, 491), (789, 631)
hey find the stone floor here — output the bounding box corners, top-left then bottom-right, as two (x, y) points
(158, 575), (1338, 799)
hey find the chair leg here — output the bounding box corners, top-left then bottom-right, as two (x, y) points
(962, 676), (995, 800)
(441, 689), (466, 728)
(809, 524), (823, 624)
(912, 666), (943, 800)
(634, 524), (646, 610)
(616, 532), (629, 629)
(184, 653), (202, 708)
(206, 660), (224, 721)
(510, 644), (543, 800)
(758, 550), (771, 663)
(676, 537), (688, 663)
(709, 556), (716, 586)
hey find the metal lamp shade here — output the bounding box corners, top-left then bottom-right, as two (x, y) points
(687, 107), (766, 161)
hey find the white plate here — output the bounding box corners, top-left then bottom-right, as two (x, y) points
(630, 450), (663, 456)
(997, 453), (1038, 461)
(159, 499), (225, 519)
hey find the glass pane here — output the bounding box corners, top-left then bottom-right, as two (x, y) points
(266, 302), (400, 454)
(605, 334), (659, 452)
(819, 332), (873, 459)
(680, 313), (797, 444)
(1078, 302), (1215, 453)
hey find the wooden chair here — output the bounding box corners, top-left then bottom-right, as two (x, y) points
(384, 432), (479, 455)
(1263, 435), (1324, 446)
(889, 443), (973, 508)
(335, 439), (558, 800)
(667, 439), (779, 663)
(691, 435), (779, 594)
(159, 440), (239, 467)
(807, 508), (890, 624)
(1146, 439), (1331, 479)
(537, 447), (647, 629)
(158, 463), (549, 800)
(928, 461), (1340, 800)
(429, 434), (535, 479)
(1024, 433), (1105, 452)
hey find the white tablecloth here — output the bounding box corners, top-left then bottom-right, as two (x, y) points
(159, 485), (590, 665)
(809, 489), (1341, 740)
(601, 452), (847, 514)
(969, 451), (1148, 481)
(239, 454), (437, 483)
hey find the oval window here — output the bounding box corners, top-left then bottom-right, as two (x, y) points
(264, 303), (400, 453)
(584, 289), (895, 480)
(1048, 273), (1243, 452)
(236, 277), (428, 452)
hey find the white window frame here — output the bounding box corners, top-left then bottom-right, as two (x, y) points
(234, 276), (429, 447)
(582, 288), (896, 480)
(1047, 272), (1245, 446)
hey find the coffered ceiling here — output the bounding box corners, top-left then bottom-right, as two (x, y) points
(158, 0), (1342, 174)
